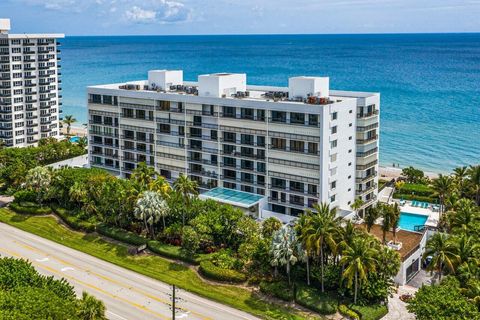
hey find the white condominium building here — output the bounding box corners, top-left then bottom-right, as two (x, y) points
(0, 18), (63, 147)
(87, 70), (379, 221)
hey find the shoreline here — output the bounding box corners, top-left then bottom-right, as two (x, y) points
(379, 166), (439, 180)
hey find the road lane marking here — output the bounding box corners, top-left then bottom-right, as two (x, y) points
(10, 238), (212, 320)
(35, 257), (49, 262)
(107, 311), (129, 320)
(0, 247), (170, 320)
(61, 267), (75, 272)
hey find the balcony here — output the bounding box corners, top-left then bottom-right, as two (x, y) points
(23, 58), (36, 63)
(41, 127), (52, 133)
(25, 83), (37, 87)
(355, 183), (377, 195)
(25, 99), (38, 103)
(356, 135), (378, 144)
(356, 147), (378, 158)
(357, 110), (379, 119)
(356, 171), (377, 183)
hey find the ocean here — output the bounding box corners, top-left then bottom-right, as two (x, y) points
(60, 34), (480, 173)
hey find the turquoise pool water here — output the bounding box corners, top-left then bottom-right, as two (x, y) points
(202, 187), (264, 206)
(399, 212), (428, 231)
(69, 136), (80, 143)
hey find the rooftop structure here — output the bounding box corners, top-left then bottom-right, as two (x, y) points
(0, 18), (64, 147)
(87, 70), (380, 222)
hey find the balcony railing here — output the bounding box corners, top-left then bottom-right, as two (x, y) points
(357, 110), (379, 119)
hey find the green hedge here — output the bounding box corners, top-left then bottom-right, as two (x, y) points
(295, 285), (338, 315)
(199, 260), (246, 283)
(52, 206), (96, 233)
(9, 202), (51, 215)
(339, 304), (360, 320)
(392, 193), (436, 203)
(396, 183), (435, 197)
(96, 224), (148, 246)
(349, 304), (388, 320)
(259, 281), (294, 301)
(147, 240), (205, 265)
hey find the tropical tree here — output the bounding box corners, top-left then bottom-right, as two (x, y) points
(364, 205), (380, 233)
(262, 217), (282, 239)
(453, 234), (479, 267)
(270, 225), (299, 285)
(77, 136), (88, 149)
(134, 191), (169, 238)
(295, 212), (312, 285)
(431, 174), (454, 217)
(131, 162), (156, 191)
(454, 166), (469, 197)
(351, 197), (365, 218)
(173, 174), (198, 225)
(380, 204), (392, 244)
(423, 233), (459, 280)
(340, 237), (378, 304)
(76, 291), (107, 320)
(467, 165), (480, 205)
(0, 138), (5, 150)
(148, 175), (172, 198)
(25, 166), (52, 204)
(390, 203), (401, 244)
(449, 198), (478, 231)
(63, 115), (77, 136)
(302, 202), (340, 292)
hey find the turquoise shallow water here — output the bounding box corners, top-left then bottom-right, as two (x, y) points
(60, 34), (480, 172)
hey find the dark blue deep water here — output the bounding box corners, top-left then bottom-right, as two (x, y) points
(60, 34), (480, 172)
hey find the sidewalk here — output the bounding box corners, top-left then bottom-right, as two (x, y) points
(382, 286), (417, 320)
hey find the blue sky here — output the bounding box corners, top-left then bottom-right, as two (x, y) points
(2, 0), (480, 35)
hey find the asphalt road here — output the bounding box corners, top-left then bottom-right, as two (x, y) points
(0, 222), (259, 320)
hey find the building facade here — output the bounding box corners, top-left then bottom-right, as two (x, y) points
(0, 18), (63, 147)
(87, 70), (379, 221)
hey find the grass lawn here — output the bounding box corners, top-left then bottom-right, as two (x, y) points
(349, 304), (388, 320)
(0, 208), (316, 320)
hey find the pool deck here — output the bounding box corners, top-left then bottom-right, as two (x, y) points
(399, 203), (439, 228)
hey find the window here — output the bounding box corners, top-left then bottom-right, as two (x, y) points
(308, 114), (318, 126)
(223, 169), (236, 179)
(331, 140), (337, 148)
(223, 157), (236, 167)
(159, 101), (170, 111)
(257, 175), (265, 186)
(223, 131), (236, 143)
(272, 178), (286, 189)
(349, 123), (352, 127)
(308, 184), (317, 195)
(190, 127), (202, 138)
(222, 106), (236, 118)
(202, 104), (213, 115)
(102, 95), (112, 105)
(257, 136), (265, 147)
(290, 140), (304, 152)
(332, 112), (337, 120)
(349, 136), (352, 140)
(290, 181), (304, 192)
(290, 112), (305, 124)
(122, 108), (134, 118)
(330, 195), (336, 202)
(223, 144), (235, 155)
(349, 110), (353, 114)
(211, 130), (217, 140)
(241, 108), (254, 120)
(257, 162), (266, 173)
(348, 149), (352, 153)
(271, 138), (286, 150)
(211, 155), (218, 165)
(271, 111), (286, 123)
(92, 115), (102, 124)
(331, 181), (336, 189)
(159, 124), (170, 133)
(241, 134), (254, 145)
(308, 142), (318, 155)
(331, 126), (337, 134)
(257, 109), (265, 121)
(241, 160), (254, 170)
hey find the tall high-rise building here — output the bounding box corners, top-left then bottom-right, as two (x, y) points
(0, 18), (64, 147)
(87, 70), (379, 221)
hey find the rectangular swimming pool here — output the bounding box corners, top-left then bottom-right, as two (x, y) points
(399, 212), (429, 231)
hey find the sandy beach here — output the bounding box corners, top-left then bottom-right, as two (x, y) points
(379, 166), (439, 181)
(61, 125), (87, 137)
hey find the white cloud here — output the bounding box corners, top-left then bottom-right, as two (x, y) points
(125, 6), (157, 23)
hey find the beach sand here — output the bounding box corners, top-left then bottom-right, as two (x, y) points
(61, 125), (87, 137)
(379, 166), (439, 180)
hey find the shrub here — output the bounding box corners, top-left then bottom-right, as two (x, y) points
(397, 183), (435, 197)
(9, 202), (51, 215)
(259, 281), (294, 301)
(295, 284), (338, 315)
(199, 260), (246, 283)
(392, 193), (435, 203)
(52, 206), (96, 233)
(13, 190), (37, 203)
(339, 304), (360, 320)
(96, 224), (147, 246)
(147, 240), (200, 265)
(210, 249), (242, 270)
(181, 226), (200, 257)
(350, 304), (388, 320)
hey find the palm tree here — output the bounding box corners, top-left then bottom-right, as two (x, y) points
(25, 166), (52, 204)
(340, 237), (378, 304)
(449, 198), (478, 231)
(390, 203), (401, 244)
(77, 291), (107, 320)
(131, 162), (157, 191)
(134, 191), (169, 238)
(423, 233), (458, 280)
(0, 139), (5, 150)
(364, 205), (380, 233)
(63, 115), (77, 136)
(351, 197), (365, 218)
(148, 175), (172, 199)
(173, 174), (198, 226)
(302, 202), (340, 292)
(454, 166), (469, 197)
(380, 204), (392, 244)
(467, 165), (480, 205)
(453, 234), (479, 267)
(295, 212), (312, 285)
(77, 136), (88, 149)
(431, 174), (453, 218)
(270, 225), (299, 285)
